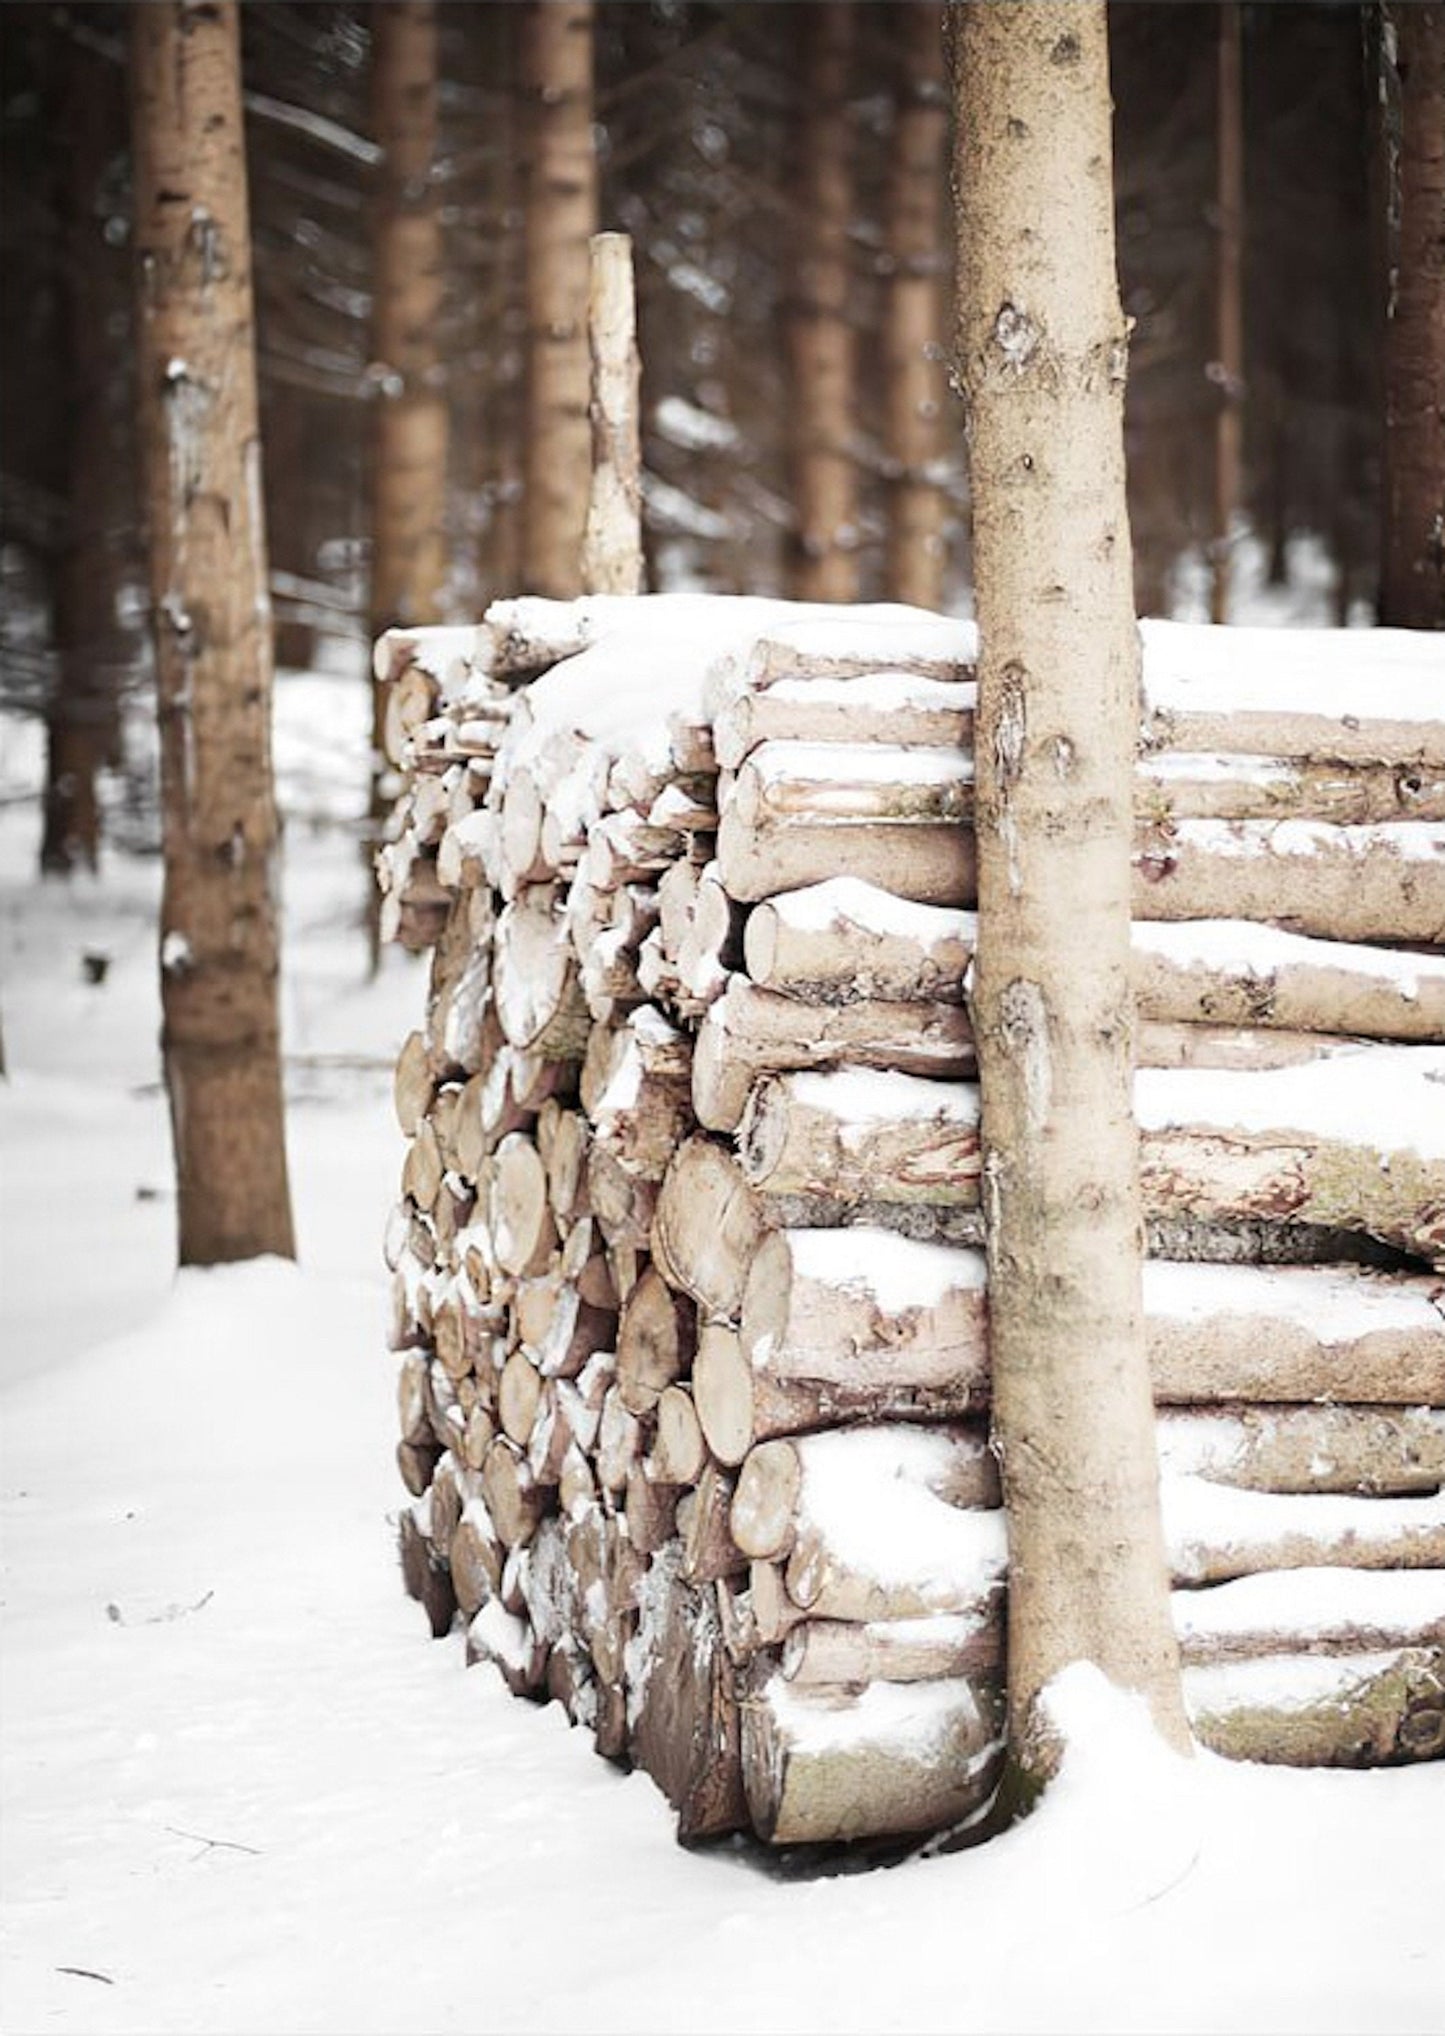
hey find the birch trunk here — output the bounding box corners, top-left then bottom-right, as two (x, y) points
(581, 232), (643, 596)
(950, 0), (1191, 1779)
(131, 0), (295, 1265)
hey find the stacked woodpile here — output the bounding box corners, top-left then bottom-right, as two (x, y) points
(380, 596), (1445, 1849)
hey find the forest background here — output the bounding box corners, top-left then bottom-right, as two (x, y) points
(0, 0), (1412, 860)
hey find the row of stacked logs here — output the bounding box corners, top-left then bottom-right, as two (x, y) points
(381, 597), (1445, 1847)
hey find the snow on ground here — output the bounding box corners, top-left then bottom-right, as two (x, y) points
(2, 666), (1443, 2036)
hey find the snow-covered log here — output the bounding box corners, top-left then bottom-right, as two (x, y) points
(740, 1674), (1003, 1845)
(693, 977), (974, 1133)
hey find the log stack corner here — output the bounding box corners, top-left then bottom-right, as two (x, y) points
(378, 594), (1445, 1850)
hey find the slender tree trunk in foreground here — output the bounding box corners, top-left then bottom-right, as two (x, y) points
(883, 1), (949, 610)
(131, 0), (295, 1265)
(522, 0), (597, 598)
(1380, 3), (1445, 628)
(581, 232), (643, 596)
(949, 0), (1191, 1794)
(786, 2), (857, 603)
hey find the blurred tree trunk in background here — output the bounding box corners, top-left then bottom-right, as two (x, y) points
(522, 0), (597, 597)
(367, 0), (447, 962)
(785, 2), (857, 602)
(950, 0), (1190, 1801)
(131, 0), (295, 1266)
(882, 1), (948, 611)
(41, 32), (124, 874)
(368, 0), (447, 641)
(482, 2), (525, 602)
(1380, 2), (1444, 629)
(1210, 2), (1244, 624)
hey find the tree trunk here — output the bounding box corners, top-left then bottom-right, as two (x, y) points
(581, 232), (643, 596)
(368, 1), (449, 957)
(950, 0), (1192, 1785)
(883, 2), (949, 609)
(522, 0), (597, 597)
(1210, 3), (1244, 625)
(1380, 4), (1445, 628)
(130, 0), (295, 1266)
(43, 32), (124, 876)
(785, 4), (858, 602)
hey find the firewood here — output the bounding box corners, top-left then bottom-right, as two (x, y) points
(596, 1384), (643, 1496)
(398, 1506), (457, 1638)
(459, 1404), (496, 1473)
(714, 671), (975, 771)
(401, 1116), (444, 1212)
(740, 1230), (991, 1402)
(674, 863), (742, 1011)
(1136, 754), (1445, 826)
(679, 1462), (747, 1583)
(729, 741), (974, 829)
(1175, 1569), (1445, 1665)
(732, 1426), (999, 1562)
(491, 1133), (559, 1277)
(624, 1461), (682, 1556)
(744, 878), (975, 1005)
(740, 1068), (981, 1205)
(1133, 819), (1445, 944)
(716, 806), (975, 907)
(1156, 1404), (1445, 1494)
(394, 1029), (436, 1135)
(741, 1672), (1003, 1845)
(652, 1136), (770, 1323)
(616, 1267), (695, 1416)
(494, 887), (591, 1060)
(693, 976), (975, 1133)
(498, 1348), (544, 1447)
(649, 1384), (707, 1486)
(1136, 1049), (1445, 1264)
(626, 1548), (751, 1841)
(450, 1499), (504, 1618)
(396, 1438), (441, 1499)
(782, 1614), (1003, 1688)
(480, 1437), (549, 1547)
(1163, 1475), (1445, 1583)
(584, 1143), (658, 1249)
(545, 1109), (592, 1225)
(1134, 1022), (1365, 1072)
(1186, 1646), (1445, 1766)
(396, 1350), (432, 1448)
(424, 1453), (466, 1563)
(1141, 1262), (1445, 1406)
(1131, 919), (1445, 1044)
(466, 1600), (549, 1697)
(580, 1005), (692, 1115)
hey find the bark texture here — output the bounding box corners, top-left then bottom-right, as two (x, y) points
(522, 0), (597, 598)
(130, 0), (295, 1265)
(581, 232), (643, 596)
(786, 3), (858, 602)
(883, 1), (950, 609)
(1381, 3), (1445, 628)
(950, 0), (1191, 1777)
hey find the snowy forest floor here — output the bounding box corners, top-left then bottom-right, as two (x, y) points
(1, 639), (1442, 2036)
